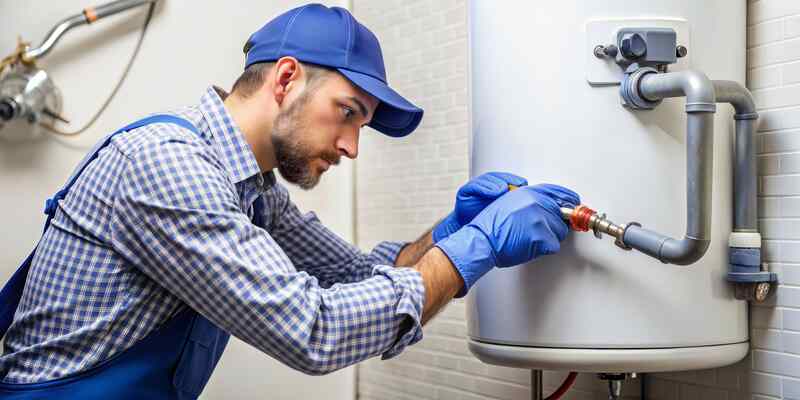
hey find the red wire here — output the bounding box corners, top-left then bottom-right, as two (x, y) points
(545, 372), (578, 400)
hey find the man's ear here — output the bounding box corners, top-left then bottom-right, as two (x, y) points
(272, 57), (302, 105)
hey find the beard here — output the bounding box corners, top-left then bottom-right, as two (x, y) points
(271, 92), (339, 190)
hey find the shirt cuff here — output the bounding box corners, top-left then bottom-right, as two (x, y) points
(371, 241), (408, 265)
(371, 264), (425, 359)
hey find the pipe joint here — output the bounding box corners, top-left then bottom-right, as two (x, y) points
(734, 112), (758, 121)
(685, 102), (717, 113)
(680, 70), (716, 105)
(620, 67), (662, 110)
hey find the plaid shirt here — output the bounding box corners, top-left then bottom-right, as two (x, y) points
(0, 87), (424, 384)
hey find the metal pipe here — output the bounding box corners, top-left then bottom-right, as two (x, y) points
(23, 14), (88, 61)
(623, 71), (717, 265)
(531, 370), (543, 400)
(560, 207), (627, 243)
(24, 0), (156, 61)
(639, 70), (717, 110)
(713, 80), (759, 232)
(92, 0), (155, 19)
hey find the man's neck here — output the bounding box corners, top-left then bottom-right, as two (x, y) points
(221, 88), (277, 173)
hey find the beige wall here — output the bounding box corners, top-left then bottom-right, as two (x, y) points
(0, 1), (354, 399)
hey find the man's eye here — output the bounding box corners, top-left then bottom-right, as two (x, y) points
(342, 106), (354, 120)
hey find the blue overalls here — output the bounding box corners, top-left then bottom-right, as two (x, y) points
(0, 115), (232, 399)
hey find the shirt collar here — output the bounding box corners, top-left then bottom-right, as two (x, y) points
(198, 86), (262, 184)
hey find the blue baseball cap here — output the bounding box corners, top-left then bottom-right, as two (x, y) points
(244, 4), (423, 137)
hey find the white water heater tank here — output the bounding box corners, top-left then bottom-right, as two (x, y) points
(467, 0), (748, 372)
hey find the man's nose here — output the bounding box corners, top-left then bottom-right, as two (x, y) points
(337, 130), (359, 159)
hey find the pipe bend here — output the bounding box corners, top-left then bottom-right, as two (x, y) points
(24, 15), (88, 61)
(639, 70), (716, 113)
(660, 238), (711, 265)
(623, 225), (711, 266)
(680, 70), (716, 106)
(23, 0), (158, 61)
(712, 80), (757, 117)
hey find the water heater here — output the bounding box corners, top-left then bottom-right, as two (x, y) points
(466, 0), (766, 377)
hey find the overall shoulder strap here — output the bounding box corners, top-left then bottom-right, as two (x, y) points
(44, 114), (198, 218)
(0, 114), (198, 338)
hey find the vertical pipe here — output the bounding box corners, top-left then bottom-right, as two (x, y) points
(531, 370), (543, 400)
(712, 80), (774, 287)
(734, 118), (758, 231)
(685, 112), (714, 240)
(711, 80), (759, 232)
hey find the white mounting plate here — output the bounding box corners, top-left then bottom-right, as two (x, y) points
(585, 18), (691, 85)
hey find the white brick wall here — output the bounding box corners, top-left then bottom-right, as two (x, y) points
(353, 0), (800, 399)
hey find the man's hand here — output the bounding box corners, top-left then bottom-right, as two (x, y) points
(436, 184), (580, 297)
(432, 172), (528, 242)
(407, 183), (580, 323)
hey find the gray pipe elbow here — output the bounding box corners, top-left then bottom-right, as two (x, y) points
(660, 237), (711, 265)
(680, 70), (716, 108)
(713, 80), (758, 119)
(623, 225), (711, 265)
(640, 70), (716, 113)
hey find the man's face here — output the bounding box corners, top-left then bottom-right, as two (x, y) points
(271, 71), (378, 190)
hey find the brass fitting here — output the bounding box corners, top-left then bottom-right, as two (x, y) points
(560, 206), (637, 250)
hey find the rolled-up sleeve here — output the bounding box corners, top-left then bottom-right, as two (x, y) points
(109, 135), (424, 374)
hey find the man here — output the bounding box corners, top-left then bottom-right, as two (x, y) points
(0, 4), (579, 399)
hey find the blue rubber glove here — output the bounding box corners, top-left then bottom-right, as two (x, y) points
(432, 172), (528, 242)
(436, 184), (580, 297)
(527, 183), (581, 209)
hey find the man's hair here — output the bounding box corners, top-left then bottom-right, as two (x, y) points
(231, 61), (333, 98)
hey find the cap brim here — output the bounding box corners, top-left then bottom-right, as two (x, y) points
(337, 68), (423, 138)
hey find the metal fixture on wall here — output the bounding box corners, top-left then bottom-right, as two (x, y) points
(0, 0), (157, 135)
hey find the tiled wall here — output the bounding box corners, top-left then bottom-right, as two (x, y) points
(353, 0), (800, 399)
